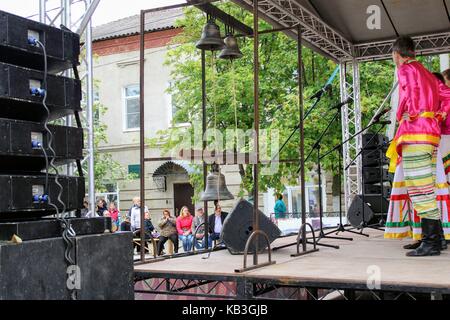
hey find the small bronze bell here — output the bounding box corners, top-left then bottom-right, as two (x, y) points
(219, 34), (243, 60)
(200, 164), (234, 201)
(196, 21), (225, 51)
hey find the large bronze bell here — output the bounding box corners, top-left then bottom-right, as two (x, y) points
(196, 21), (225, 51)
(219, 34), (243, 60)
(200, 164), (234, 201)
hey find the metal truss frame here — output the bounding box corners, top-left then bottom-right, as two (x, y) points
(232, 0), (353, 62)
(340, 61), (363, 212)
(134, 273), (449, 300)
(354, 32), (450, 62)
(37, 0), (98, 214)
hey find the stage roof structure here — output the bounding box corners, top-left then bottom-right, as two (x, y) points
(231, 0), (450, 62)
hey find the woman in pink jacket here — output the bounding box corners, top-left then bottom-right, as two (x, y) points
(176, 206), (194, 252)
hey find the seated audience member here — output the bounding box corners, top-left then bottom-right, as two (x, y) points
(157, 209), (179, 255)
(120, 216), (132, 232)
(96, 199), (107, 217)
(208, 203), (228, 244)
(108, 202), (120, 231)
(192, 208), (208, 249)
(176, 206), (194, 252)
(133, 209), (154, 254)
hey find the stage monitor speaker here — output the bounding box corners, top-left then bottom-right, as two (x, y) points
(347, 194), (388, 228)
(221, 199), (281, 254)
(0, 62), (81, 122)
(362, 134), (389, 150)
(0, 174), (85, 219)
(0, 118), (83, 171)
(363, 167), (390, 184)
(0, 10), (80, 73)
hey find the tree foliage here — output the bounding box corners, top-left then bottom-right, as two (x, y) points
(148, 2), (414, 199)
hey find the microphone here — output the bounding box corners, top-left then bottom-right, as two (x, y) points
(309, 83), (332, 100)
(373, 108), (391, 123)
(331, 97), (353, 110)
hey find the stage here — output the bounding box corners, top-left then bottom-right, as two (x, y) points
(134, 229), (450, 300)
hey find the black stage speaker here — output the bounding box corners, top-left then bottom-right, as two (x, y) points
(0, 62), (81, 121)
(0, 118), (83, 171)
(347, 194), (389, 228)
(363, 167), (390, 184)
(362, 149), (389, 167)
(0, 10), (80, 73)
(364, 184), (391, 198)
(221, 199), (281, 254)
(0, 174), (84, 219)
(362, 134), (389, 150)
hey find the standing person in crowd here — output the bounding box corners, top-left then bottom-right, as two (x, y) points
(208, 202), (228, 244)
(176, 206), (194, 252)
(384, 36), (445, 257)
(108, 202), (120, 232)
(274, 194), (287, 219)
(130, 197), (148, 232)
(192, 208), (208, 249)
(96, 199), (107, 217)
(127, 197), (140, 219)
(157, 209), (179, 256)
(443, 69), (450, 87)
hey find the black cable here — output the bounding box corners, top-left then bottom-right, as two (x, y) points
(35, 39), (78, 300)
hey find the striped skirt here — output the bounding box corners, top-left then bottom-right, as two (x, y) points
(384, 147), (450, 240)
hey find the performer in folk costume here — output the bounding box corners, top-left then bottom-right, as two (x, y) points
(384, 36), (450, 257)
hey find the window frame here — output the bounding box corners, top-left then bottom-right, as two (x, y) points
(122, 84), (140, 132)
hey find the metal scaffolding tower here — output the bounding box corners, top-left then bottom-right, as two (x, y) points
(340, 61), (363, 212)
(37, 0), (99, 215)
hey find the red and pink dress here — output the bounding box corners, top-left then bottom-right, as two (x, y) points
(384, 61), (450, 240)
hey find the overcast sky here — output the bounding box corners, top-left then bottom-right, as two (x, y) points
(0, 0), (184, 27)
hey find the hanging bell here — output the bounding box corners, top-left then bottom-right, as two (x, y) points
(196, 21), (225, 51)
(200, 164), (234, 201)
(219, 34), (243, 60)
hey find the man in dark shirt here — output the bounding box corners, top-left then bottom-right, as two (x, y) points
(208, 202), (228, 244)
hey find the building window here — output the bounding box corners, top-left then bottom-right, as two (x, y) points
(128, 164), (141, 178)
(123, 85), (140, 131)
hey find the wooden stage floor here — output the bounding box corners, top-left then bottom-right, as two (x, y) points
(134, 228), (450, 296)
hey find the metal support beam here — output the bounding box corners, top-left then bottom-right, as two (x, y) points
(191, 2), (253, 36)
(340, 61), (362, 212)
(76, 0), (101, 35)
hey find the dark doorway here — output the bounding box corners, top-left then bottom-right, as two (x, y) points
(173, 183), (195, 217)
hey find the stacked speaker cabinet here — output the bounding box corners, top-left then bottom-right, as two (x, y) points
(348, 134), (392, 227)
(0, 10), (84, 220)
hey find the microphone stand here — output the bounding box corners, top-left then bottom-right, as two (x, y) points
(300, 102), (354, 249)
(271, 93), (326, 163)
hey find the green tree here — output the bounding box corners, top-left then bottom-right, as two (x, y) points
(148, 3), (402, 200)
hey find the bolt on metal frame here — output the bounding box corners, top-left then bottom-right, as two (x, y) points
(38, 0), (99, 215)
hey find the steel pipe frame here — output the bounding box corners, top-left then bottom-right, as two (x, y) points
(139, 0), (317, 264)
